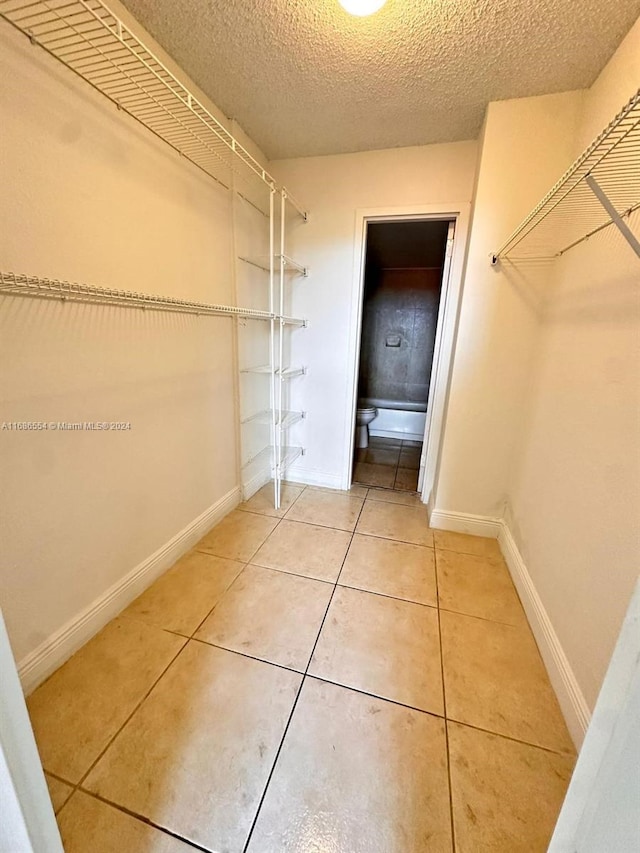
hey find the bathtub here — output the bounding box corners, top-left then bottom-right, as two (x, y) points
(361, 397), (427, 442)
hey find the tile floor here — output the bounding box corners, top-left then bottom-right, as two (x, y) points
(30, 483), (576, 852)
(353, 435), (422, 491)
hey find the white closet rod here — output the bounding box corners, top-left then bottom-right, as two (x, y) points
(0, 271), (305, 322)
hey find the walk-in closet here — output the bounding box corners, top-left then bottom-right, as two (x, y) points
(1, 1), (639, 851)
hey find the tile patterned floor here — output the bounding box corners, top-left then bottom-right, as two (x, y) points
(353, 435), (422, 491)
(27, 483), (576, 852)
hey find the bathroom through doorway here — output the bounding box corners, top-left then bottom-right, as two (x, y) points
(350, 216), (456, 498)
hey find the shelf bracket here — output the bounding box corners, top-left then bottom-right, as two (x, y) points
(585, 175), (640, 259)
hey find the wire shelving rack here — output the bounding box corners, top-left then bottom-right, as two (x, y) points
(492, 89), (640, 264)
(1, 0), (311, 509)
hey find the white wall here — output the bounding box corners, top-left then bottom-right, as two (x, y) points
(269, 142), (478, 488)
(505, 19), (640, 710)
(434, 90), (584, 516)
(0, 4), (266, 679)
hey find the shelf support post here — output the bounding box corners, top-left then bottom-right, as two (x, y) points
(585, 175), (640, 259)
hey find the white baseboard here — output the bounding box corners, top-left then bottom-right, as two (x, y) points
(370, 429), (424, 442)
(241, 466), (272, 501)
(499, 523), (590, 748)
(284, 465), (343, 490)
(429, 508), (502, 538)
(429, 507), (590, 748)
(18, 486), (241, 695)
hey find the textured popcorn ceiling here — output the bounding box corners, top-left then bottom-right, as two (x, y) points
(121, 0), (640, 159)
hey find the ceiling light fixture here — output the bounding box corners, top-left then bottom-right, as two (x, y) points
(338, 0), (387, 17)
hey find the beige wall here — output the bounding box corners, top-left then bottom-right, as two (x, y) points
(269, 142), (478, 487)
(435, 90), (584, 516)
(505, 19), (640, 709)
(0, 11), (254, 666)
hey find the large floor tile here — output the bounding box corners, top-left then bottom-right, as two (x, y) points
(252, 519), (351, 582)
(195, 510), (278, 562)
(45, 773), (73, 814)
(307, 484), (369, 498)
(434, 529), (502, 560)
(285, 489), (364, 531)
(309, 587), (443, 715)
(369, 436), (403, 448)
(340, 533), (437, 606)
(238, 482), (304, 518)
(353, 461), (396, 488)
(58, 791), (194, 853)
(394, 466), (419, 491)
(84, 642), (301, 853)
(361, 446), (401, 466)
(366, 488), (424, 507)
(27, 617), (185, 783)
(123, 551), (243, 636)
(195, 565), (332, 671)
(440, 610), (574, 753)
(356, 500), (433, 546)
(436, 549), (526, 626)
(399, 447), (421, 469)
(448, 722), (574, 852)
(247, 679), (452, 852)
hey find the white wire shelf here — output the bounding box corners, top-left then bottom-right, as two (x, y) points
(277, 255), (309, 277)
(241, 446), (272, 470)
(240, 365), (306, 380)
(240, 444), (304, 471)
(239, 255), (309, 277)
(0, 271), (279, 320)
(278, 445), (304, 471)
(241, 410), (305, 429)
(493, 89), (640, 263)
(0, 0), (308, 217)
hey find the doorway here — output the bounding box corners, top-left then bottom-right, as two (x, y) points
(348, 212), (461, 501)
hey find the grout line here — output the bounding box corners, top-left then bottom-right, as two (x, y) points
(74, 789), (210, 852)
(74, 640), (189, 791)
(434, 547), (457, 851)
(336, 582), (438, 610)
(241, 494), (369, 852)
(190, 635), (305, 677)
(445, 717), (577, 758)
(306, 672), (446, 720)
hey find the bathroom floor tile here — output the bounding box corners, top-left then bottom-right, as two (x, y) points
(284, 488), (364, 531)
(252, 519), (352, 582)
(440, 610), (574, 753)
(448, 721), (575, 852)
(340, 533), (437, 606)
(369, 435), (403, 447)
(195, 510), (278, 562)
(196, 565), (332, 671)
(84, 642), (301, 853)
(27, 617), (185, 783)
(399, 447), (421, 469)
(366, 487), (424, 507)
(436, 549), (526, 626)
(394, 466), (419, 491)
(353, 461), (396, 488)
(356, 500), (433, 546)
(309, 586), (444, 715)
(246, 678), (452, 852)
(434, 529), (502, 560)
(362, 447), (401, 466)
(402, 439), (423, 448)
(45, 773), (73, 814)
(123, 550), (243, 636)
(58, 791), (196, 853)
(237, 482), (304, 518)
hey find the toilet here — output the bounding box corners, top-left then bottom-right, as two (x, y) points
(355, 403), (378, 448)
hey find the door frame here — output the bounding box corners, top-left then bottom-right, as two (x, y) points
(343, 203), (471, 507)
